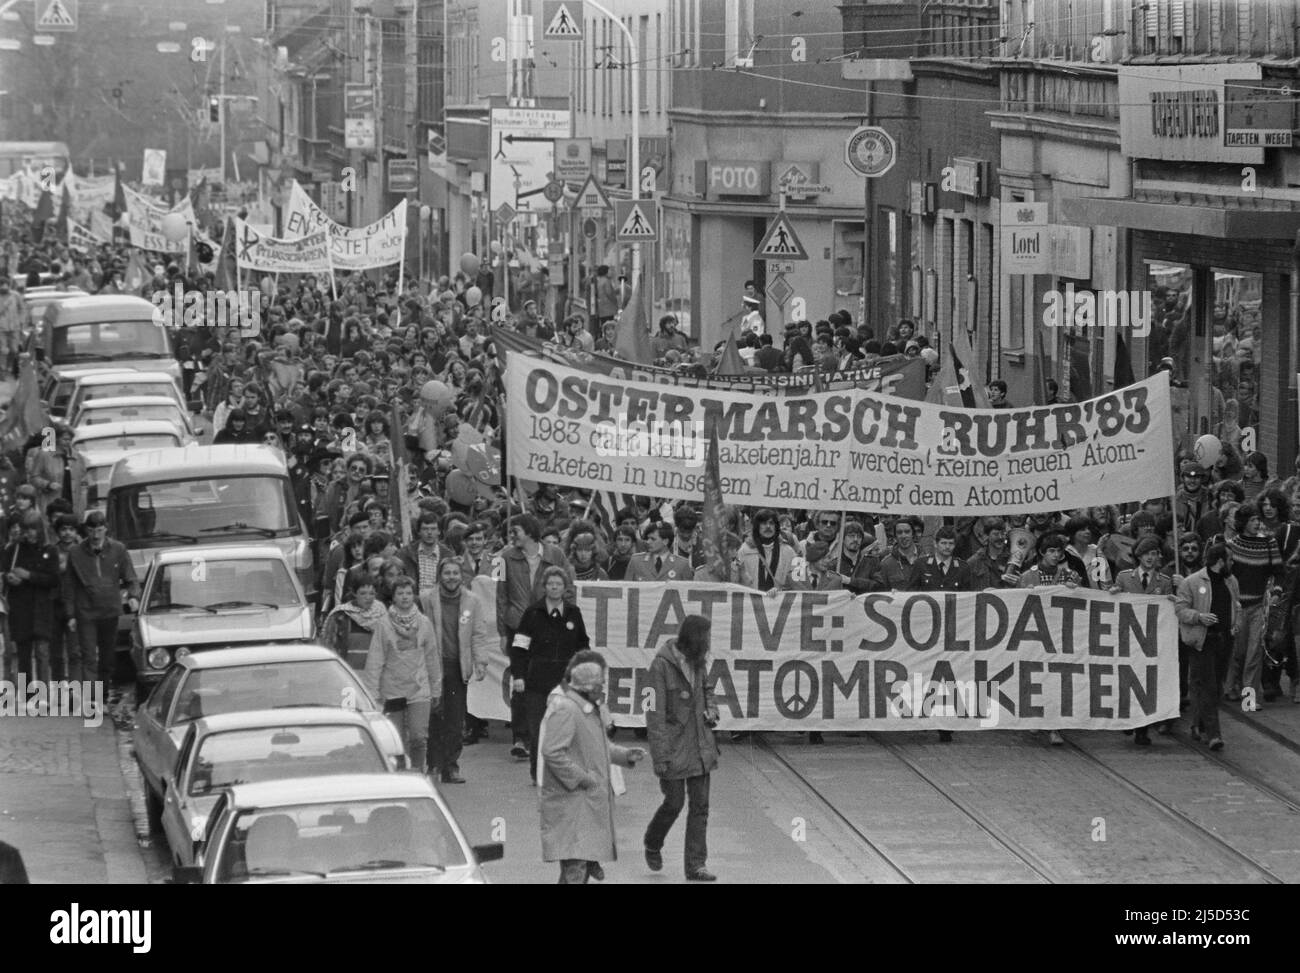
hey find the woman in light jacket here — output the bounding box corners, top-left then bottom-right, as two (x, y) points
(362, 576), (441, 773)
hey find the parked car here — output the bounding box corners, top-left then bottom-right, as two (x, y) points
(106, 446), (314, 606)
(133, 644), (388, 831)
(173, 774), (504, 884)
(71, 420), (190, 455)
(131, 545), (316, 700)
(65, 370), (187, 420)
(70, 395), (197, 438)
(160, 708), (402, 869)
(29, 295), (181, 385)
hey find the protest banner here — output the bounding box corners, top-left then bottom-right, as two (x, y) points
(466, 580), (1178, 731)
(66, 173), (116, 223)
(283, 181), (407, 270)
(123, 187), (194, 253)
(504, 357), (1173, 516)
(491, 326), (927, 398)
(231, 216), (332, 274)
(65, 218), (100, 254)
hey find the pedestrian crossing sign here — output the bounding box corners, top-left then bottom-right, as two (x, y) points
(754, 212), (808, 260)
(543, 1), (584, 40)
(615, 199), (657, 241)
(37, 0), (77, 30)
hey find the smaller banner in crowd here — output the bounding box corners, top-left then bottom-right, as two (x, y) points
(231, 216), (331, 274)
(65, 173), (117, 224)
(465, 580), (1178, 731)
(283, 181), (407, 270)
(504, 356), (1174, 516)
(491, 326), (928, 399)
(65, 218), (100, 254)
(123, 187), (195, 253)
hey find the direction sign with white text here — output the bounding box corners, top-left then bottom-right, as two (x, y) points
(489, 106), (571, 211)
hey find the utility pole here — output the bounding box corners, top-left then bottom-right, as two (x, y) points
(219, 35), (227, 189)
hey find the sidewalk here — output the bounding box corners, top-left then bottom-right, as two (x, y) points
(0, 714), (148, 884)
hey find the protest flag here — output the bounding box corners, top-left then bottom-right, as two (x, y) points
(0, 359), (49, 452)
(123, 250), (149, 292)
(613, 276), (654, 364)
(31, 188), (53, 242)
(947, 324), (990, 408)
(700, 423), (731, 583)
(1113, 329), (1135, 389)
(715, 332), (744, 375)
(214, 217), (238, 291)
(109, 161), (126, 220)
(56, 178), (71, 235)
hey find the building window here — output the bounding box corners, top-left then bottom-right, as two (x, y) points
(832, 221), (865, 313)
(1210, 268), (1263, 451)
(724, 0), (755, 66)
(640, 15), (650, 111)
(661, 208), (693, 338)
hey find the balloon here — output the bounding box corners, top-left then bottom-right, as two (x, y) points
(1194, 434), (1222, 469)
(466, 286), (482, 307)
(160, 212), (189, 243)
(446, 470), (478, 507)
(459, 252), (481, 277)
(457, 423), (485, 446)
(419, 380), (456, 414)
(490, 240), (503, 255)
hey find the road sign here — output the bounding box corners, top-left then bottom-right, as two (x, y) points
(542, 0), (584, 40)
(768, 275), (794, 308)
(36, 0), (76, 30)
(754, 213), (808, 260)
(496, 202), (517, 225)
(574, 175), (611, 213)
(615, 199), (658, 241)
(543, 181), (564, 203)
(554, 138), (592, 183)
(489, 106), (570, 210)
(845, 125), (897, 178)
(344, 83), (375, 116)
(388, 158), (419, 193)
(767, 260), (795, 275)
(345, 117), (375, 150)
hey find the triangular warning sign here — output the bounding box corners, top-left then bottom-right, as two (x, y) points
(617, 201), (656, 239)
(754, 212), (808, 260)
(573, 175), (609, 211)
(544, 2), (582, 38)
(37, 0), (75, 28)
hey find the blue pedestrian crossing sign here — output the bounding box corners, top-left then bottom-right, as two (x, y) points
(615, 199), (657, 241)
(754, 212), (808, 260)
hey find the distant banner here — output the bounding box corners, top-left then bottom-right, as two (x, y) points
(283, 181), (407, 269)
(466, 580), (1178, 730)
(66, 218), (100, 254)
(231, 216), (331, 273)
(491, 326), (927, 398)
(505, 357), (1174, 516)
(124, 187), (194, 253)
(67, 174), (116, 221)
(89, 210), (116, 243)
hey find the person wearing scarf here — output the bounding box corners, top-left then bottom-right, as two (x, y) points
(363, 577), (441, 775)
(736, 509), (795, 593)
(322, 578), (387, 670)
(1225, 502), (1285, 705)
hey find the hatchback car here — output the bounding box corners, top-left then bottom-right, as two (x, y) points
(131, 545), (315, 700)
(71, 420), (189, 455)
(160, 708), (403, 869)
(65, 370), (186, 420)
(133, 644), (388, 830)
(173, 774), (503, 884)
(71, 395), (196, 438)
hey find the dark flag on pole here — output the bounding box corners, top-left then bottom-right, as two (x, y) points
(1114, 329), (1136, 389)
(109, 161), (126, 220)
(700, 423), (731, 583)
(31, 189), (53, 243)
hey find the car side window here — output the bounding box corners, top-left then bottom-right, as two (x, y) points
(148, 667), (185, 722)
(172, 726), (197, 785)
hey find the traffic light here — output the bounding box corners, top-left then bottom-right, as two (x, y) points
(208, 96), (220, 123)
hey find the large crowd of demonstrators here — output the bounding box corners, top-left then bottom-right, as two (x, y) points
(1, 217), (1298, 762)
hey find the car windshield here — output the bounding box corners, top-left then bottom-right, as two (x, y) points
(146, 557), (301, 612)
(187, 725), (385, 797)
(75, 433), (180, 452)
(76, 403), (185, 427)
(171, 661), (372, 725)
(215, 798), (467, 882)
(85, 466), (114, 507)
(109, 475), (297, 542)
(52, 320), (170, 363)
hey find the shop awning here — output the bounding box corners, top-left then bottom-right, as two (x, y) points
(1060, 196), (1300, 240)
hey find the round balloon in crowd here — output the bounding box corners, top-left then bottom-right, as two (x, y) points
(459, 252), (481, 277)
(419, 380), (456, 413)
(1194, 433), (1222, 469)
(466, 286), (482, 307)
(446, 469), (479, 507)
(160, 212), (190, 243)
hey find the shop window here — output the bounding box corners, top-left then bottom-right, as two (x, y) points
(1211, 268), (1263, 456)
(1145, 260), (1193, 450)
(659, 208), (693, 338)
(832, 220), (865, 317)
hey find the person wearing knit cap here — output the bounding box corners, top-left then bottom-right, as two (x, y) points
(644, 615), (719, 881)
(538, 649), (646, 883)
(1111, 535), (1176, 745)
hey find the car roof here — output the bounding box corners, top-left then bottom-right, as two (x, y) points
(177, 644), (342, 670)
(192, 707), (372, 735)
(74, 371), (176, 386)
(109, 445), (287, 483)
(43, 295), (158, 324)
(226, 773), (437, 809)
(78, 447), (138, 468)
(76, 395), (184, 409)
(72, 420), (186, 441)
(150, 544), (293, 566)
